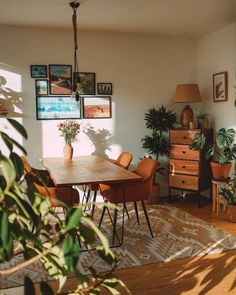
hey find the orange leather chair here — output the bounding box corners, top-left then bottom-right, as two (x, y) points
(85, 152), (133, 216)
(21, 156), (79, 207)
(99, 157), (157, 243)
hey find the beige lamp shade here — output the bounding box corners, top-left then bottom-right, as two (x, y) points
(173, 84), (202, 103)
(173, 84), (202, 128)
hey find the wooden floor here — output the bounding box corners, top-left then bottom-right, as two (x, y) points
(3, 196), (236, 294)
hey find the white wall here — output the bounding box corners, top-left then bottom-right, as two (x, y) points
(197, 23), (236, 130)
(0, 25), (197, 195)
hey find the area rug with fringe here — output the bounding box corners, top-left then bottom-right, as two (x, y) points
(1, 204), (236, 289)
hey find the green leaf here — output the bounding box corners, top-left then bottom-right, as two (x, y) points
(62, 235), (80, 272)
(97, 246), (115, 265)
(1, 131), (13, 152)
(7, 118), (28, 140)
(10, 152), (24, 181)
(24, 276), (35, 295)
(0, 157), (16, 189)
(1, 131), (27, 155)
(40, 281), (54, 295)
(0, 211), (13, 261)
(102, 284), (120, 295)
(65, 208), (83, 231)
(216, 128), (235, 149)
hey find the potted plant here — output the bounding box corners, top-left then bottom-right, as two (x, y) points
(141, 106), (177, 202)
(0, 119), (128, 294)
(220, 182), (236, 222)
(190, 128), (236, 180)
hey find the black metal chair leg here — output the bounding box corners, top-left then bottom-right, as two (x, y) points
(124, 203), (130, 220)
(112, 208), (118, 244)
(141, 201), (154, 238)
(169, 187), (171, 203)
(134, 201), (140, 225)
(91, 190), (97, 218)
(98, 205), (107, 228)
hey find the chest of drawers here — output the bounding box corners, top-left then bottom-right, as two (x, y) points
(169, 129), (213, 207)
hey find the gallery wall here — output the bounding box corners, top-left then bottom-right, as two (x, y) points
(0, 25), (198, 195)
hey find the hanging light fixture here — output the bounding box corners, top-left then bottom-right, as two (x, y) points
(70, 1), (80, 102)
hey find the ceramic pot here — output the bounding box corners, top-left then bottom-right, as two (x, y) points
(228, 205), (236, 223)
(63, 144), (73, 161)
(210, 161), (232, 180)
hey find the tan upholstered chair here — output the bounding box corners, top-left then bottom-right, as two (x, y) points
(21, 156), (79, 207)
(85, 152), (133, 216)
(99, 157), (157, 242)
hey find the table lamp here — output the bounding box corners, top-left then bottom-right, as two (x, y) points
(173, 84), (202, 128)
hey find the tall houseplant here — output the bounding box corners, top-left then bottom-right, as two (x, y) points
(0, 119), (128, 294)
(141, 106), (177, 174)
(190, 128), (236, 179)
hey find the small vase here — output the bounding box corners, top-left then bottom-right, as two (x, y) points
(63, 144), (73, 161)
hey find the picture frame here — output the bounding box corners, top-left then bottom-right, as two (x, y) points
(97, 83), (112, 95)
(74, 72), (96, 95)
(213, 71), (228, 102)
(35, 79), (48, 95)
(31, 65), (47, 78)
(49, 64), (72, 95)
(82, 96), (111, 119)
(36, 96), (81, 120)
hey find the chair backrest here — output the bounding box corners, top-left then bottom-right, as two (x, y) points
(21, 156), (33, 174)
(114, 152), (133, 169)
(34, 182), (80, 207)
(102, 157), (158, 203)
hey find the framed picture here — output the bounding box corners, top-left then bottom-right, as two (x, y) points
(36, 96), (81, 120)
(97, 83), (112, 95)
(35, 79), (48, 95)
(74, 72), (96, 95)
(213, 71), (228, 102)
(31, 65), (47, 78)
(82, 96), (111, 119)
(49, 65), (72, 95)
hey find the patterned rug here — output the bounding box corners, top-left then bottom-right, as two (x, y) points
(1, 204), (236, 289)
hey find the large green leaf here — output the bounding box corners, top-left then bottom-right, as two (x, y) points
(216, 128), (235, 148)
(0, 156), (16, 189)
(62, 235), (80, 272)
(7, 118), (28, 140)
(1, 131), (27, 155)
(0, 211), (13, 261)
(65, 208), (83, 231)
(10, 152), (24, 181)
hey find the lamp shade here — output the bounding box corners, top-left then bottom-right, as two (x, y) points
(173, 84), (202, 103)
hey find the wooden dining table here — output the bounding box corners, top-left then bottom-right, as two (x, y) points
(40, 155), (141, 187)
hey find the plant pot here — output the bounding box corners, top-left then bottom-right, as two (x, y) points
(228, 205), (236, 222)
(146, 183), (160, 204)
(63, 144), (73, 161)
(210, 161), (232, 180)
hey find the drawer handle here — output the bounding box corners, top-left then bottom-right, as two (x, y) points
(182, 151), (186, 154)
(182, 166), (186, 169)
(182, 180), (185, 183)
(183, 136), (187, 139)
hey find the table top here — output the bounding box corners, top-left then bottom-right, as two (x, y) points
(41, 155), (142, 187)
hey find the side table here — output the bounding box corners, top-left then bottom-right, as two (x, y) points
(212, 178), (230, 216)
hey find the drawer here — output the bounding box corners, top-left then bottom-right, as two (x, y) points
(169, 174), (199, 190)
(169, 159), (199, 176)
(170, 145), (200, 160)
(170, 129), (200, 144)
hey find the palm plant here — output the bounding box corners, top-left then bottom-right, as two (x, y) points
(141, 106), (177, 173)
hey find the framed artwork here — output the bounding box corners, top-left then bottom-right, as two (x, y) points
(35, 79), (48, 95)
(74, 72), (96, 95)
(82, 96), (111, 119)
(36, 96), (81, 120)
(97, 83), (112, 95)
(31, 65), (47, 78)
(49, 64), (72, 95)
(213, 71), (228, 102)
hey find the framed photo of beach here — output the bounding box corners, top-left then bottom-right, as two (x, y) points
(36, 96), (81, 120)
(49, 64), (72, 95)
(82, 96), (111, 119)
(31, 65), (47, 78)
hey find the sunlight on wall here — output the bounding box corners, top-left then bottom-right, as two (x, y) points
(0, 66), (23, 155)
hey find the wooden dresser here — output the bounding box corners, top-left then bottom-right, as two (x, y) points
(169, 128), (213, 207)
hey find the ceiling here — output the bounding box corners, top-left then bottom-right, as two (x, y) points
(0, 0), (236, 37)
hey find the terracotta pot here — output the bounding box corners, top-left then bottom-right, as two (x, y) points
(228, 205), (236, 223)
(63, 144), (73, 161)
(210, 161), (232, 180)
